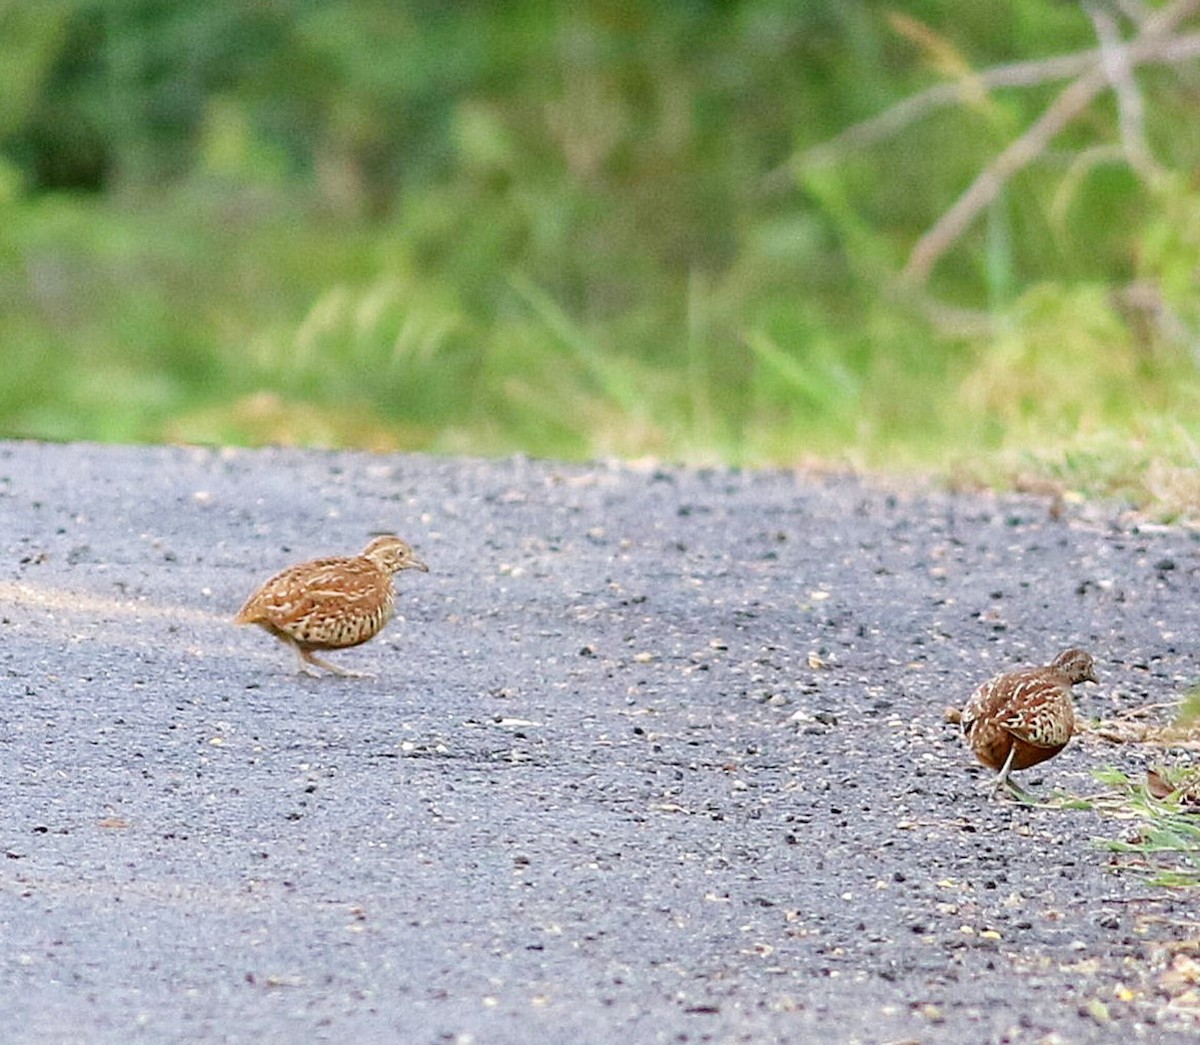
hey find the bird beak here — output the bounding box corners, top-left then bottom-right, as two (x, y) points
(408, 557), (429, 573)
(1087, 668), (1099, 684)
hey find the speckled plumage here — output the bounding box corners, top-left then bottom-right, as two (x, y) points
(236, 534), (428, 676)
(960, 648), (1098, 797)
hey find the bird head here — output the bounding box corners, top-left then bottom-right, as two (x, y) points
(1051, 647), (1098, 685)
(362, 534), (429, 574)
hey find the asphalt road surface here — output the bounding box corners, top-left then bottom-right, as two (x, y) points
(1, 441), (1198, 1044)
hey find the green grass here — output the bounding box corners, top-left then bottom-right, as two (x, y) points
(1092, 767), (1200, 889)
(2, 4), (1199, 515)
(3, 182), (1197, 520)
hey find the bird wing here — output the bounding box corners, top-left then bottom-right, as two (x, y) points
(238, 557), (385, 623)
(961, 668), (1074, 746)
(1000, 679), (1074, 748)
(960, 675), (1003, 737)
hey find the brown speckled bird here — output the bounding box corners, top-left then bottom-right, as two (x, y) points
(960, 648), (1098, 798)
(235, 534), (428, 677)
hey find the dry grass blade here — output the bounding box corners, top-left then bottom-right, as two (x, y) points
(1078, 702), (1200, 750)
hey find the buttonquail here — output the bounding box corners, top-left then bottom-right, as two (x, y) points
(959, 648), (1098, 798)
(236, 534), (428, 677)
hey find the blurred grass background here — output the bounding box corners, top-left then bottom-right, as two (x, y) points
(2, 0), (1200, 516)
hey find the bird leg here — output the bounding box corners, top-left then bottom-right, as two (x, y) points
(299, 646), (372, 679)
(991, 745), (1017, 795)
(982, 746), (1035, 802)
(281, 636), (371, 679)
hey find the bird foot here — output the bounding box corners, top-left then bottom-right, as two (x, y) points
(977, 774), (1035, 803)
(294, 648), (373, 679)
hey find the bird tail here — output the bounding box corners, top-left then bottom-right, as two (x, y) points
(234, 604), (259, 625)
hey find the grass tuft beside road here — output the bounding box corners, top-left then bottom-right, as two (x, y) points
(1091, 766), (1200, 889)
(2, 190), (1199, 521)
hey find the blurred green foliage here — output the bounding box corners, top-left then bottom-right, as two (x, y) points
(1, 0), (1199, 512)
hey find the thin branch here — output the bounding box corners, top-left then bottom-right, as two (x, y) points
(1117, 0), (1154, 23)
(802, 50), (1099, 164)
(1089, 2), (1161, 179)
(901, 0), (1200, 285)
(901, 67), (1109, 285)
(1140, 0), (1200, 33)
(799, 9), (1200, 164)
(1049, 143), (1127, 225)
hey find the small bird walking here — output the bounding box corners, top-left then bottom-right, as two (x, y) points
(236, 534), (428, 677)
(958, 648), (1098, 799)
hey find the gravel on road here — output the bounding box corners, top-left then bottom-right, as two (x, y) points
(1, 440), (1197, 1044)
